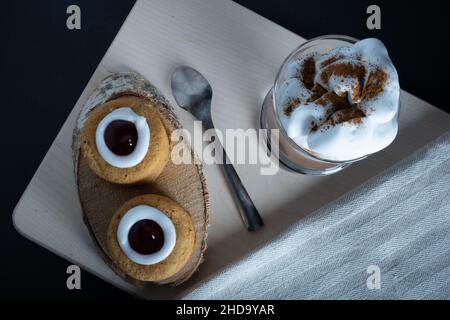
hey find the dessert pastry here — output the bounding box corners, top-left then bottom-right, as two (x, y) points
(74, 72), (209, 287)
(106, 194), (196, 282)
(80, 95), (170, 184)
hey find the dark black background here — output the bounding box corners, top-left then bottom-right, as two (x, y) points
(1, 0), (449, 299)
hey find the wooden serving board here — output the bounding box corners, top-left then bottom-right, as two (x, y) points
(74, 72), (209, 286)
(13, 0), (450, 299)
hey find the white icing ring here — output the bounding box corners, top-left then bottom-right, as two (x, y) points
(95, 107), (150, 168)
(117, 205), (176, 265)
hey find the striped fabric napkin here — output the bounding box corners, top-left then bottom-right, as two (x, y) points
(185, 130), (450, 299)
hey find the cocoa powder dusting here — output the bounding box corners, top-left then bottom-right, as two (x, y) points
(361, 66), (389, 101)
(283, 55), (318, 115)
(307, 84), (327, 102)
(300, 56), (316, 90)
(284, 97), (302, 116)
(329, 108), (366, 126)
(320, 55), (341, 68)
(320, 62), (366, 101)
(283, 53), (386, 134)
(310, 92), (366, 133)
(315, 92), (351, 110)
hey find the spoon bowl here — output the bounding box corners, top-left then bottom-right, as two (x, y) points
(171, 66), (213, 127)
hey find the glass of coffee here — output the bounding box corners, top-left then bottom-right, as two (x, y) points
(261, 35), (400, 175)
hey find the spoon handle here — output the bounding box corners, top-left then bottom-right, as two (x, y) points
(220, 148), (264, 231)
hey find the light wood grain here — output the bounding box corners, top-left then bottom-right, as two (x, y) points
(13, 0), (450, 299)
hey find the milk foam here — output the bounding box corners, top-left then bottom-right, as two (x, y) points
(276, 38), (400, 161)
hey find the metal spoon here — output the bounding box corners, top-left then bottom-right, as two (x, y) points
(171, 66), (264, 231)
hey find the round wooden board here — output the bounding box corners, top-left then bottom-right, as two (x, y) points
(73, 72), (209, 286)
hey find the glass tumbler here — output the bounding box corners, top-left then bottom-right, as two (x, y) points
(260, 35), (399, 176)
